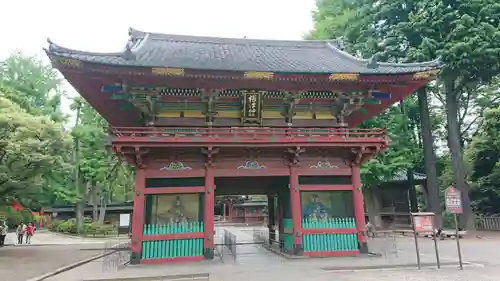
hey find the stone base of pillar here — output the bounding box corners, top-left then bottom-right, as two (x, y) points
(130, 251), (141, 264)
(359, 242), (369, 254)
(204, 248), (214, 259)
(293, 244), (304, 255)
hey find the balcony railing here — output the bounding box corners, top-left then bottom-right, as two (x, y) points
(112, 127), (387, 145)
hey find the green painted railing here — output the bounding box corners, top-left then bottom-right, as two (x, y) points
(302, 217), (356, 228)
(141, 222), (204, 259)
(143, 221), (204, 235)
(303, 233), (358, 252)
(142, 238), (204, 259)
(302, 217), (358, 252)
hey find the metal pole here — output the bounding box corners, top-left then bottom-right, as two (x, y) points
(433, 230), (441, 268)
(411, 215), (421, 269)
(454, 214), (464, 270)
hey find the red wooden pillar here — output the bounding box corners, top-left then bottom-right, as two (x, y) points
(289, 167), (303, 255)
(203, 167), (215, 259)
(351, 165), (368, 253)
(130, 168), (146, 264)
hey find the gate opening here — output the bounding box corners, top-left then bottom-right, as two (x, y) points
(213, 176), (288, 263)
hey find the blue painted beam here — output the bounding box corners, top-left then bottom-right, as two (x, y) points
(102, 85), (123, 93)
(370, 90), (392, 100)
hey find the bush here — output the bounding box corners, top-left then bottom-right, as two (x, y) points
(49, 218), (116, 237)
(49, 219), (63, 232)
(57, 220), (73, 233)
(96, 224), (114, 236)
(6, 211), (23, 229)
(20, 209), (34, 224)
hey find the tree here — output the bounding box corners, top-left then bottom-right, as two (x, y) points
(0, 92), (72, 206)
(466, 106), (500, 215)
(0, 52), (65, 121)
(410, 0), (500, 229)
(310, 0), (444, 224)
(306, 0), (358, 40)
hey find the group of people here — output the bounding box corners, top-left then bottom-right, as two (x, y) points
(0, 221), (36, 246)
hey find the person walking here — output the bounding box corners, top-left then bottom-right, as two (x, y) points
(25, 223), (34, 244)
(16, 222), (25, 245)
(0, 221), (7, 247)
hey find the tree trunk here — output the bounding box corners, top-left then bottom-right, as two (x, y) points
(73, 103), (84, 233)
(444, 81), (475, 230)
(90, 185), (98, 221)
(98, 197), (107, 224)
(417, 88), (443, 228)
(75, 200), (85, 234)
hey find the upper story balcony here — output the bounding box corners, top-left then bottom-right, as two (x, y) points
(111, 127), (388, 148)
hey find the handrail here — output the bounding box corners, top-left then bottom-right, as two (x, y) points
(112, 126), (386, 139)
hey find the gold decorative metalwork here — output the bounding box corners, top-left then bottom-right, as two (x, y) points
(310, 160), (339, 169)
(413, 69), (440, 79)
(329, 73), (359, 81)
(244, 71), (274, 80)
(59, 58), (82, 68)
(241, 90), (263, 124)
(237, 160), (266, 169)
(160, 162), (192, 171)
(152, 67), (185, 76)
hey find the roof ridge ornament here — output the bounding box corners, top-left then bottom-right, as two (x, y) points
(330, 37), (346, 51)
(366, 53), (380, 69)
(122, 40), (136, 60)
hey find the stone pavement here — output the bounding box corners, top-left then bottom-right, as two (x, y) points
(4, 230), (128, 246)
(0, 231), (127, 281)
(5, 230), (129, 246)
(44, 226), (500, 281)
(0, 244), (105, 281)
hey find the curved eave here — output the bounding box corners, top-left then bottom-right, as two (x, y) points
(46, 39), (125, 57)
(46, 52), (440, 86)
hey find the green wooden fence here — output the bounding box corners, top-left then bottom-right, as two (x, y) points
(141, 222), (204, 259)
(302, 217), (358, 252)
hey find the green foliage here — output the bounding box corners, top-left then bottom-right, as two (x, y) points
(310, 0), (500, 223)
(49, 218), (115, 237)
(466, 106), (500, 214)
(0, 52), (133, 218)
(1, 209), (34, 228)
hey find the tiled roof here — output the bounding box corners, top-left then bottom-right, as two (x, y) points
(390, 170), (427, 182)
(45, 28), (440, 74)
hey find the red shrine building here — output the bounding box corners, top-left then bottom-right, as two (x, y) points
(46, 28), (439, 264)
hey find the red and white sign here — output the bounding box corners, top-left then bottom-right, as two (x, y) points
(445, 186), (463, 214)
(413, 215), (434, 232)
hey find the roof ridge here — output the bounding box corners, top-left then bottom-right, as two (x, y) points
(129, 27), (332, 48)
(324, 42), (440, 70)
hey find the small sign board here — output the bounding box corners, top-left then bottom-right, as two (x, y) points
(241, 91), (263, 124)
(445, 186), (463, 214)
(411, 212), (435, 233)
(119, 213), (131, 227)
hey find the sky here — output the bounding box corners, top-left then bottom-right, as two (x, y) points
(0, 0), (316, 113)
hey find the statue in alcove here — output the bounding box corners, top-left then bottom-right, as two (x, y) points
(167, 195), (189, 224)
(302, 194), (330, 220)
